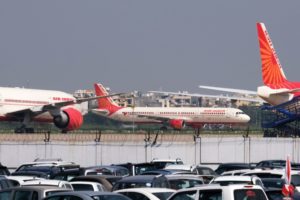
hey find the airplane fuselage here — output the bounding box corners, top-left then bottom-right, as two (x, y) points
(92, 107), (250, 126)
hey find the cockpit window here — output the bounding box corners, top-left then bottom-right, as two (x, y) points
(236, 112), (245, 115)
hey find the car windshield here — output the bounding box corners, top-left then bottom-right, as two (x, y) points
(169, 179), (203, 189)
(234, 189), (267, 200)
(92, 195), (129, 200)
(153, 192), (174, 200)
(169, 190), (197, 200)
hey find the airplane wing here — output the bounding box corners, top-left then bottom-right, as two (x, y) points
(6, 93), (125, 117)
(199, 85), (257, 95)
(148, 91), (264, 103)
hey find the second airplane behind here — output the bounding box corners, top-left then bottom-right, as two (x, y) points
(92, 83), (250, 131)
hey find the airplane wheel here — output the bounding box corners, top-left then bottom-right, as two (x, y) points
(14, 128), (25, 134)
(25, 128), (34, 133)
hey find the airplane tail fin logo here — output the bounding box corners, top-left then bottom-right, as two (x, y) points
(257, 22), (288, 86)
(94, 83), (121, 113)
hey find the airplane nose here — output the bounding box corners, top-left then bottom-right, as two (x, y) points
(243, 115), (251, 123)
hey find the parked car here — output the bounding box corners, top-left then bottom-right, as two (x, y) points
(151, 158), (183, 169)
(112, 162), (158, 176)
(83, 165), (129, 177)
(70, 181), (106, 192)
(0, 176), (15, 190)
(115, 187), (176, 200)
(0, 185), (72, 200)
(164, 164), (216, 183)
(112, 175), (170, 191)
(43, 191), (131, 200)
(140, 169), (193, 176)
(255, 160), (286, 169)
(209, 175), (264, 188)
(242, 169), (300, 192)
(6, 176), (45, 186)
(14, 162), (82, 180)
(0, 163), (10, 175)
(21, 179), (73, 189)
(260, 178), (285, 189)
(70, 175), (114, 191)
(167, 184), (268, 200)
(215, 163), (252, 175)
(166, 175), (204, 190)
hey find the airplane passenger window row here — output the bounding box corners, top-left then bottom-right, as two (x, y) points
(4, 99), (48, 105)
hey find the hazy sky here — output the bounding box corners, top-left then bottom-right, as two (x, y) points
(1, 1), (300, 93)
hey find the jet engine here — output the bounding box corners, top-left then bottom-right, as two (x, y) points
(53, 108), (83, 131)
(169, 119), (185, 130)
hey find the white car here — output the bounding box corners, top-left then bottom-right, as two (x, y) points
(6, 175), (45, 186)
(21, 179), (73, 190)
(242, 168), (300, 192)
(210, 175), (264, 188)
(115, 187), (176, 200)
(70, 181), (106, 192)
(167, 184), (268, 200)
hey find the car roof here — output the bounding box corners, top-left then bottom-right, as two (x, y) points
(70, 181), (102, 185)
(115, 187), (176, 193)
(118, 175), (164, 182)
(165, 164), (195, 170)
(213, 175), (256, 181)
(166, 174), (204, 180)
(45, 191), (131, 198)
(3, 185), (71, 191)
(175, 184), (264, 192)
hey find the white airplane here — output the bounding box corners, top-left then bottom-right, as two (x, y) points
(0, 86), (120, 133)
(200, 22), (300, 106)
(148, 89), (264, 104)
(92, 83), (250, 132)
(256, 22), (300, 106)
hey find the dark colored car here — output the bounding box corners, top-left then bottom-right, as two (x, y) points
(0, 163), (10, 176)
(112, 175), (170, 191)
(261, 178), (285, 189)
(84, 165), (129, 177)
(140, 169), (193, 176)
(43, 191), (131, 200)
(264, 188), (285, 200)
(255, 160), (286, 169)
(215, 163), (251, 175)
(13, 165), (83, 180)
(166, 175), (204, 190)
(0, 176), (15, 190)
(112, 162), (158, 176)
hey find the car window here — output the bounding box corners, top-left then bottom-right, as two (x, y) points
(0, 191), (11, 200)
(72, 184), (94, 191)
(234, 189), (267, 200)
(92, 195), (129, 200)
(46, 195), (83, 200)
(169, 190), (197, 200)
(199, 189), (222, 200)
(292, 175), (300, 186)
(153, 192), (174, 200)
(119, 192), (150, 200)
(15, 191), (32, 200)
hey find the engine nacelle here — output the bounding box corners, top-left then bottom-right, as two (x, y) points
(53, 108), (83, 131)
(169, 119), (185, 130)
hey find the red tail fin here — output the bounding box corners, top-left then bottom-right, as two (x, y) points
(257, 22), (288, 86)
(94, 83), (121, 112)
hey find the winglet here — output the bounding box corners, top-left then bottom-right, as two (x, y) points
(257, 22), (287, 86)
